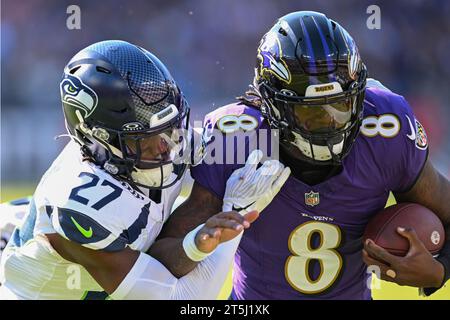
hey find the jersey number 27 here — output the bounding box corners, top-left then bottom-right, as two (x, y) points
(69, 172), (122, 210)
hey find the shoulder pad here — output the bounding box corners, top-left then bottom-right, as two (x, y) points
(51, 206), (128, 252)
(204, 102), (265, 134)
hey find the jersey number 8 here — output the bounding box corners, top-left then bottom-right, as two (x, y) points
(217, 114), (258, 134)
(285, 221), (343, 294)
(360, 114), (400, 138)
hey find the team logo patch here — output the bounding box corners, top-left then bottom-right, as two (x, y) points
(414, 119), (428, 150)
(60, 74), (98, 118)
(305, 191), (320, 207)
(431, 231), (441, 245)
(257, 32), (291, 83)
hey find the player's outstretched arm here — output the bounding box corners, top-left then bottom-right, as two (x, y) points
(46, 210), (256, 299)
(149, 150), (291, 278)
(364, 159), (450, 291)
(147, 182), (225, 277)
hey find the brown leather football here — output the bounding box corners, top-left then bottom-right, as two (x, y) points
(363, 203), (445, 256)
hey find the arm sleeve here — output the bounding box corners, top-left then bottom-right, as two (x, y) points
(110, 233), (242, 300)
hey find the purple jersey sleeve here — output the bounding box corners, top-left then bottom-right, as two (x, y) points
(364, 87), (429, 193)
(190, 102), (267, 199)
(190, 154), (235, 200)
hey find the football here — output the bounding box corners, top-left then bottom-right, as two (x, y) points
(363, 203), (445, 256)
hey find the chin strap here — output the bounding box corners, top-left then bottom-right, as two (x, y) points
(327, 140), (342, 165)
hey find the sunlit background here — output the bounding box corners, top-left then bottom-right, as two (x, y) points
(1, 0), (449, 299)
(2, 0), (450, 187)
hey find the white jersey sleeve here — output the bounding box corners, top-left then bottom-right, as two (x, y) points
(45, 172), (157, 252)
(33, 141), (158, 253)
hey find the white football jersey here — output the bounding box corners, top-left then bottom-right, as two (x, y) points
(0, 140), (183, 299)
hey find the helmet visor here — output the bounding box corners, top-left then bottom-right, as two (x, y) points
(121, 112), (189, 169)
(291, 98), (354, 134)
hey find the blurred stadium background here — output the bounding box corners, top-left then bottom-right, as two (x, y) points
(1, 0), (449, 299)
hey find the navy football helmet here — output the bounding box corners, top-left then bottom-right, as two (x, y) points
(61, 40), (191, 189)
(253, 11), (367, 165)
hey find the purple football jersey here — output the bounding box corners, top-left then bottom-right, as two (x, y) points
(191, 85), (428, 300)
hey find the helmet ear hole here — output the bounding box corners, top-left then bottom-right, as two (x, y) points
(278, 27), (288, 36)
(69, 66), (81, 74)
(330, 20), (338, 30)
(96, 66), (111, 74)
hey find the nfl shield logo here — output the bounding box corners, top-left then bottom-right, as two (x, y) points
(305, 191), (320, 207)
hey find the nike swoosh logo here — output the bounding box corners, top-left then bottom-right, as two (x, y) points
(232, 202), (254, 212)
(405, 114), (416, 141)
(70, 216), (93, 238)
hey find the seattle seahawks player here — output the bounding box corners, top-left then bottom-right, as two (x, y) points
(149, 12), (450, 299)
(0, 40), (282, 299)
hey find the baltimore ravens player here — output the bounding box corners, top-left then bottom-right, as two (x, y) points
(0, 40), (292, 299)
(149, 12), (450, 299)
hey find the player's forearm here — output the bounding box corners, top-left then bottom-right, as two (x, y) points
(157, 182), (222, 239)
(148, 182), (222, 276)
(404, 170), (450, 288)
(429, 172), (450, 288)
(172, 233), (242, 299)
(420, 225), (450, 295)
(396, 161), (450, 293)
(415, 172), (450, 288)
(112, 233), (242, 300)
(435, 225), (450, 286)
(395, 160), (450, 227)
(147, 237), (198, 278)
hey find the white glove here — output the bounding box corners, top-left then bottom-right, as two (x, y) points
(222, 149), (291, 214)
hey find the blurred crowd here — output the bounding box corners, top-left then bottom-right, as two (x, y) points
(1, 0), (449, 182)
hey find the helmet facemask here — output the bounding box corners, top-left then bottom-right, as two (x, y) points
(258, 66), (367, 166)
(76, 98), (191, 190)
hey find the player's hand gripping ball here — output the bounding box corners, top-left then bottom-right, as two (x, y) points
(363, 203), (445, 256)
(363, 203), (445, 287)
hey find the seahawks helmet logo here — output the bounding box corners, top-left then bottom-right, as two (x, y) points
(60, 75), (98, 118)
(257, 32), (291, 83)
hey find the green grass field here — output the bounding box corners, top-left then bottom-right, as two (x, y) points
(2, 184), (448, 300)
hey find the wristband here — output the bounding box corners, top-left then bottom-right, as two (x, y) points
(182, 223), (215, 262)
